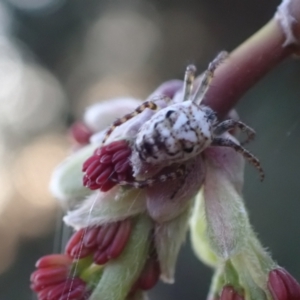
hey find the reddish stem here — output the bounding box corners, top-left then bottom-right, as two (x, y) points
(203, 5), (300, 119)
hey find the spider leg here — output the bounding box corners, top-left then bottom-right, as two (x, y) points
(213, 119), (256, 145)
(102, 97), (168, 144)
(112, 165), (187, 188)
(212, 137), (265, 181)
(193, 51), (228, 105)
(183, 64), (197, 101)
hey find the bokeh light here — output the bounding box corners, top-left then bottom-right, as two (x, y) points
(84, 10), (161, 75)
(0, 169), (13, 216)
(0, 224), (18, 274)
(0, 60), (66, 137)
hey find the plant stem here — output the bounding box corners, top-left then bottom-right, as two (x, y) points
(203, 4), (300, 119)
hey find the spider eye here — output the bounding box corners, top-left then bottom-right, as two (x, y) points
(203, 107), (217, 122)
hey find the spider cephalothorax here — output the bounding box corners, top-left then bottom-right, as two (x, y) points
(133, 101), (217, 165)
(89, 51), (264, 190)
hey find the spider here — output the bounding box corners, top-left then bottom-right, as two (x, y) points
(102, 51), (264, 188)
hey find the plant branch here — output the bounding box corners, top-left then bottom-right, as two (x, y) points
(203, 0), (300, 119)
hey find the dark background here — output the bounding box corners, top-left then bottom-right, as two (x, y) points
(0, 0), (299, 299)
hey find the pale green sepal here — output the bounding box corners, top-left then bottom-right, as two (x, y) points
(206, 267), (225, 300)
(223, 260), (241, 291)
(204, 157), (251, 259)
(190, 190), (218, 268)
(49, 143), (97, 208)
(80, 264), (104, 290)
(155, 203), (192, 283)
(90, 215), (152, 300)
(64, 188), (147, 230)
(231, 254), (268, 300)
(207, 261), (243, 299)
(236, 232), (275, 298)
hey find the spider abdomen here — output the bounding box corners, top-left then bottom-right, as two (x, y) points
(133, 101), (215, 165)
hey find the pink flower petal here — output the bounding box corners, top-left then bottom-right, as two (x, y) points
(204, 142), (244, 193)
(146, 155), (205, 223)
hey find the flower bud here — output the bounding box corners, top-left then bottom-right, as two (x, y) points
(90, 215), (152, 300)
(219, 285), (244, 300)
(65, 219), (133, 266)
(83, 140), (133, 192)
(268, 267), (300, 300)
(69, 121), (93, 146)
(30, 253), (91, 300)
(137, 253), (160, 291)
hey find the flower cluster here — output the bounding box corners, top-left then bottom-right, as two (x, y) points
(30, 254), (92, 300)
(31, 219), (160, 300)
(65, 219), (133, 264)
(31, 74), (300, 300)
(82, 140), (132, 192)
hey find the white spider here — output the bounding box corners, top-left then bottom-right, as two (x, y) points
(102, 51), (264, 188)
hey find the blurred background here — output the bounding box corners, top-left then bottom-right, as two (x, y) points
(0, 0), (299, 299)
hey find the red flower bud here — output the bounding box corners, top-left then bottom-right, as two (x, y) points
(70, 122), (93, 146)
(30, 254), (90, 300)
(30, 266), (69, 287)
(83, 140), (133, 192)
(65, 228), (95, 259)
(268, 268), (300, 300)
(220, 286), (244, 300)
(37, 278), (87, 300)
(138, 256), (160, 290)
(65, 219), (132, 265)
(35, 254), (73, 269)
(93, 219), (132, 265)
(46, 278), (86, 300)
